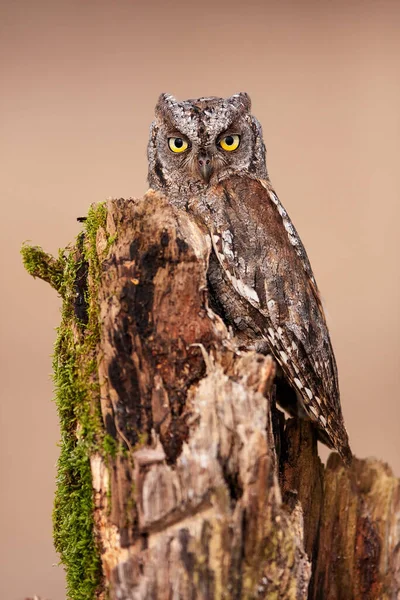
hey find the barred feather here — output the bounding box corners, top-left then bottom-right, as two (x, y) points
(206, 176), (351, 464)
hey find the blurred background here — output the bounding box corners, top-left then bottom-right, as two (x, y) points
(1, 0), (399, 598)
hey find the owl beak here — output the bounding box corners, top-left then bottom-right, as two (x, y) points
(197, 153), (213, 183)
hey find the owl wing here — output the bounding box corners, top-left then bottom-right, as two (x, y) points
(207, 175), (351, 463)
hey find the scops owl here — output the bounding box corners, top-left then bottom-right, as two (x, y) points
(147, 92), (352, 465)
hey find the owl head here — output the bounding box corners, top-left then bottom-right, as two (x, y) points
(147, 93), (267, 202)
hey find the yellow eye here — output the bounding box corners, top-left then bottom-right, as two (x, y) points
(219, 134), (240, 151)
(168, 137), (189, 153)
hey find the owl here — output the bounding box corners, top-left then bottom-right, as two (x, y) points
(147, 92), (352, 465)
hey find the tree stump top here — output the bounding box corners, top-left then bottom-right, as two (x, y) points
(22, 193), (400, 600)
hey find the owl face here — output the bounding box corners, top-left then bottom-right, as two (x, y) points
(148, 93), (267, 203)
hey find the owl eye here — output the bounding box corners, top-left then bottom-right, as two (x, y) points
(168, 137), (189, 153)
(219, 134), (240, 151)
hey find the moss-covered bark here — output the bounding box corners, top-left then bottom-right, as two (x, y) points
(22, 196), (400, 600)
(22, 204), (114, 600)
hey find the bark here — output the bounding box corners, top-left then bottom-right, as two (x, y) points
(23, 192), (400, 600)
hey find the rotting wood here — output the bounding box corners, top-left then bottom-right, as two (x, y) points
(22, 192), (400, 600)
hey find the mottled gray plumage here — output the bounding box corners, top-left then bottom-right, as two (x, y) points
(147, 92), (352, 464)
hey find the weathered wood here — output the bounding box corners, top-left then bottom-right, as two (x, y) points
(280, 419), (324, 562)
(91, 194), (310, 599)
(22, 193), (400, 600)
(311, 455), (400, 600)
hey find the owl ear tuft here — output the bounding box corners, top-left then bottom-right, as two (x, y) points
(155, 93), (179, 118)
(229, 92), (252, 113)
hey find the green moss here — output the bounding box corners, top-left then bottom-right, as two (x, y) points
(52, 323), (101, 600)
(103, 434), (118, 459)
(107, 232), (118, 250)
(22, 202), (118, 600)
(21, 244), (65, 293)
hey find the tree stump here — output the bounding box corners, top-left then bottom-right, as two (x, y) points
(22, 192), (400, 600)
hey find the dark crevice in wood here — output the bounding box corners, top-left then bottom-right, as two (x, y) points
(74, 232), (89, 326)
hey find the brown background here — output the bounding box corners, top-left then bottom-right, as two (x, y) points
(1, 0), (399, 598)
